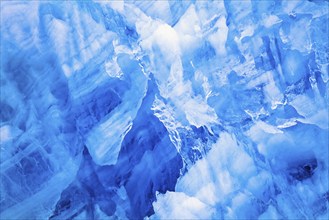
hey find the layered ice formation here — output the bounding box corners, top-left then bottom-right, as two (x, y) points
(0, 0), (328, 219)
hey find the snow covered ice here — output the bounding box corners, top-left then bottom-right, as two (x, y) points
(0, 0), (328, 219)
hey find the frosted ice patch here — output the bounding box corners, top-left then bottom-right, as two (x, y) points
(105, 57), (123, 79)
(208, 16), (228, 56)
(183, 97), (218, 128)
(0, 125), (22, 144)
(152, 192), (214, 219)
(0, 126), (11, 143)
(263, 15), (282, 28)
(174, 5), (202, 53)
(102, 0), (124, 13)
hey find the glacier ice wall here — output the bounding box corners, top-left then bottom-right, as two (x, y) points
(0, 0), (328, 219)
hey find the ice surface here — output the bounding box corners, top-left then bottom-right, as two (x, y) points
(1, 0), (328, 219)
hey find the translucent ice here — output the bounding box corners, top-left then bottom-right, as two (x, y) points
(1, 0), (328, 219)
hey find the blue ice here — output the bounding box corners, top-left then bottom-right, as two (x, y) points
(0, 0), (328, 219)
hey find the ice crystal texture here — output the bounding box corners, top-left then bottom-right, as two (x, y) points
(0, 0), (328, 219)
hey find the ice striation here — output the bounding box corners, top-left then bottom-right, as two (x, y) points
(0, 0), (328, 219)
